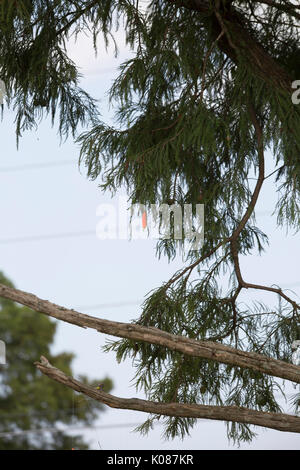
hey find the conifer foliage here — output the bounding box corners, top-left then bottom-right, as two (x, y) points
(0, 0), (300, 444)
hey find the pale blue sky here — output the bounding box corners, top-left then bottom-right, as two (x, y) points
(0, 31), (299, 450)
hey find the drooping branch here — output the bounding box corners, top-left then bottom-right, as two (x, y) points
(35, 356), (300, 434)
(229, 103), (300, 314)
(229, 101), (265, 295)
(162, 100), (299, 324)
(231, 102), (265, 241)
(55, 0), (100, 36)
(256, 0), (300, 22)
(164, 239), (227, 290)
(170, 0), (293, 94)
(1, 283), (300, 383)
(28, 0), (295, 97)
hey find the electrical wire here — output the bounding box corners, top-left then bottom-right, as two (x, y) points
(0, 160), (76, 172)
(0, 210), (281, 245)
(0, 158), (278, 247)
(0, 230), (95, 244)
(78, 300), (142, 310)
(0, 418), (220, 439)
(0, 421), (158, 439)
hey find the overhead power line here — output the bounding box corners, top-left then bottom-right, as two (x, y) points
(0, 212), (277, 244)
(0, 160), (76, 172)
(78, 300), (142, 310)
(0, 422), (152, 439)
(0, 418), (219, 439)
(0, 230), (95, 244)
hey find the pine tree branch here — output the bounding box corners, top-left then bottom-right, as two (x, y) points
(35, 355), (300, 434)
(237, 282), (300, 312)
(230, 102), (265, 242)
(198, 28), (225, 103)
(163, 239), (227, 290)
(26, 0), (295, 97)
(229, 101), (265, 286)
(228, 103), (300, 314)
(1, 283), (300, 384)
(55, 0), (100, 37)
(256, 0), (300, 22)
(170, 0), (293, 94)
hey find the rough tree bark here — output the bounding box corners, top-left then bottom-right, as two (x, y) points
(0, 282), (300, 387)
(35, 355), (300, 434)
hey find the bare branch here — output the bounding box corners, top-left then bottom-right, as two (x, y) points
(35, 356), (300, 434)
(1, 283), (300, 384)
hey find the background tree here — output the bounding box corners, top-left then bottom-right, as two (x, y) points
(0, 0), (300, 445)
(0, 272), (113, 450)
